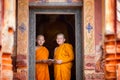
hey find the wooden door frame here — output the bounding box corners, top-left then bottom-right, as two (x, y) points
(29, 8), (83, 80)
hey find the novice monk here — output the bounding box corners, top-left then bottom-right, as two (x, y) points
(54, 33), (74, 80)
(36, 35), (50, 80)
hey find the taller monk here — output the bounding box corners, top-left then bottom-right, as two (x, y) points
(36, 35), (50, 80)
(54, 33), (74, 80)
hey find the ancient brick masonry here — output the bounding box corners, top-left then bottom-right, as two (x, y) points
(0, 0), (2, 79)
(104, 0), (120, 80)
(0, 0), (16, 80)
(14, 0), (29, 80)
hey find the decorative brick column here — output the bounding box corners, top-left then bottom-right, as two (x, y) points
(15, 0), (29, 80)
(0, 0), (2, 79)
(104, 0), (116, 79)
(83, 0), (97, 79)
(1, 0), (16, 80)
(83, 0), (106, 79)
(83, 0), (95, 63)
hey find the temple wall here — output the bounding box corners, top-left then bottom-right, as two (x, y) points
(0, 0), (16, 80)
(13, 0), (29, 80)
(0, 0), (2, 79)
(29, 0), (104, 79)
(1, 0), (119, 80)
(83, 0), (104, 79)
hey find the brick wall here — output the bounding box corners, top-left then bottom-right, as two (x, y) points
(14, 0), (29, 80)
(0, 0), (16, 80)
(0, 0), (2, 79)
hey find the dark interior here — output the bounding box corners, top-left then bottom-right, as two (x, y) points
(36, 14), (75, 80)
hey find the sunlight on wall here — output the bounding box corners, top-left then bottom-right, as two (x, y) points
(105, 0), (115, 34)
(117, 0), (120, 21)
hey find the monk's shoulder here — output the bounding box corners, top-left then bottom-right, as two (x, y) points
(43, 46), (49, 52)
(64, 43), (73, 49)
(54, 47), (58, 51)
(64, 43), (72, 47)
(35, 46), (39, 51)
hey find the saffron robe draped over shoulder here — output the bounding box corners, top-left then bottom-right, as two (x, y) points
(54, 43), (74, 80)
(36, 46), (50, 80)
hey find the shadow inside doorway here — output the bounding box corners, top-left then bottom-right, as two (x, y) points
(36, 14), (76, 80)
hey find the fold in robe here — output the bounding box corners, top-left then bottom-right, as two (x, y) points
(54, 43), (74, 80)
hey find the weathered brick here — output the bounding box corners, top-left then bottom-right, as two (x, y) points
(8, 27), (14, 33)
(2, 58), (12, 64)
(16, 60), (27, 68)
(2, 53), (11, 58)
(2, 64), (12, 70)
(13, 70), (27, 80)
(117, 64), (120, 80)
(16, 54), (27, 68)
(2, 70), (13, 80)
(1, 0), (16, 79)
(17, 0), (29, 80)
(17, 54), (27, 60)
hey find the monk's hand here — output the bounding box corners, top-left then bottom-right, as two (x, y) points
(36, 60), (43, 63)
(47, 59), (52, 65)
(42, 60), (48, 63)
(56, 60), (62, 64)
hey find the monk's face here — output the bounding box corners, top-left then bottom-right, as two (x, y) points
(37, 35), (45, 46)
(56, 35), (65, 45)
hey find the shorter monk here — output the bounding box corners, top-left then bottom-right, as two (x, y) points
(54, 33), (74, 80)
(36, 35), (50, 80)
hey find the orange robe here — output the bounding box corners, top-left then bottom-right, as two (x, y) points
(54, 43), (74, 80)
(36, 46), (50, 80)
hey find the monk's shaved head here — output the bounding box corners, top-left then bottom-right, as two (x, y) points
(56, 33), (65, 39)
(56, 33), (66, 45)
(37, 34), (45, 40)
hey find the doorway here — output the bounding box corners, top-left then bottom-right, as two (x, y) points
(29, 8), (83, 80)
(36, 14), (75, 80)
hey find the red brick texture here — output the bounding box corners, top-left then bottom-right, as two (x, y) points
(0, 0), (16, 80)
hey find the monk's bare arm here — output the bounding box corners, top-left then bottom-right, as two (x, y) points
(36, 60), (43, 63)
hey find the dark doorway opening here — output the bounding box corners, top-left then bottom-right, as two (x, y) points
(36, 14), (75, 80)
(29, 8), (83, 80)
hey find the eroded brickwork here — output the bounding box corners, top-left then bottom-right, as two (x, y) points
(0, 0), (16, 80)
(15, 0), (29, 80)
(0, 0), (2, 79)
